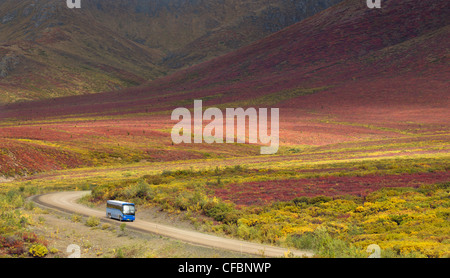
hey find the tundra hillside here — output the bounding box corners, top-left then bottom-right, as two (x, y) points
(0, 0), (449, 258)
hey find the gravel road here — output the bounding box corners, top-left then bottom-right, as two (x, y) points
(31, 191), (314, 258)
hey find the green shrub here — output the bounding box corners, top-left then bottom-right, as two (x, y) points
(204, 202), (234, 222)
(286, 228), (365, 258)
(143, 175), (165, 185)
(71, 213), (82, 223)
(123, 180), (151, 200)
(85, 216), (100, 227)
(292, 196), (309, 206)
(292, 196), (333, 206)
(174, 195), (191, 211)
(24, 201), (35, 211)
(133, 180), (150, 199)
(309, 196), (333, 204)
(237, 223), (257, 240)
(114, 247), (125, 258)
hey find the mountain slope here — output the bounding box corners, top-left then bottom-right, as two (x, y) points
(2, 0), (448, 117)
(0, 0), (165, 103)
(156, 0), (449, 93)
(142, 0), (449, 128)
(157, 0), (343, 69)
(0, 0), (342, 104)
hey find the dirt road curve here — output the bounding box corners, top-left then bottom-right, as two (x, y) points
(32, 191), (314, 258)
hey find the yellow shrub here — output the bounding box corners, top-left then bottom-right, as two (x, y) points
(380, 240), (445, 258)
(291, 226), (315, 235)
(355, 206), (364, 213)
(29, 244), (48, 258)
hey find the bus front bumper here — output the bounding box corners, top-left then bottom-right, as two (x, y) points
(122, 215), (135, 221)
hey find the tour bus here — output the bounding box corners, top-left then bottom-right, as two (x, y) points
(106, 200), (136, 222)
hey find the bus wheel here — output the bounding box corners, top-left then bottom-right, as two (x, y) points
(119, 216), (122, 221)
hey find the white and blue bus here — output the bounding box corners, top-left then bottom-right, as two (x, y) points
(106, 200), (135, 222)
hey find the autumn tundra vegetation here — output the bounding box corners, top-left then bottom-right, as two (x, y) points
(0, 0), (449, 258)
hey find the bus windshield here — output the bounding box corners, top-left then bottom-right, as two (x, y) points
(123, 205), (135, 215)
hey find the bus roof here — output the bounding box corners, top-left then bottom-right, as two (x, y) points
(107, 200), (134, 205)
